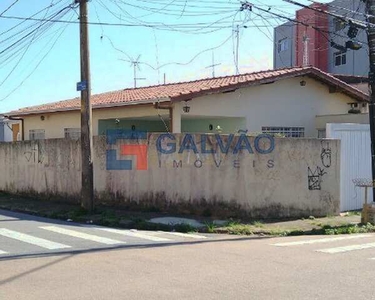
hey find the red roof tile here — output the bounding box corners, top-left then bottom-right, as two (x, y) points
(6, 66), (369, 116)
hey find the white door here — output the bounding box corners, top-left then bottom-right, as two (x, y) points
(327, 123), (372, 211)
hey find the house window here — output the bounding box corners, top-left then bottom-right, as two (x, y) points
(262, 126), (305, 138)
(278, 38), (289, 53)
(334, 52), (346, 66)
(334, 18), (346, 31)
(362, 103), (369, 113)
(29, 129), (45, 140)
(64, 128), (80, 139)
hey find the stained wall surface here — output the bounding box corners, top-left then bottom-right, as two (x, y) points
(0, 134), (340, 218)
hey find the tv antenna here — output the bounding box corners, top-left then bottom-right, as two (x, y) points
(130, 55), (146, 88)
(206, 51), (221, 78)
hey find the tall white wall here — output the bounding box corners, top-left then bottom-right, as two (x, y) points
(327, 123), (371, 211)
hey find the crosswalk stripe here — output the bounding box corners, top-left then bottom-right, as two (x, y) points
(0, 228), (71, 250)
(40, 226), (125, 245)
(98, 228), (171, 242)
(317, 242), (375, 254)
(158, 231), (207, 239)
(272, 234), (371, 247)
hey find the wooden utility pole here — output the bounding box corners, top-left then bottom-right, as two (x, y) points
(366, 0), (375, 202)
(78, 0), (94, 212)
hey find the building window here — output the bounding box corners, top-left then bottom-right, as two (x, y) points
(334, 52), (346, 66)
(362, 103), (369, 113)
(334, 18), (346, 31)
(278, 38), (288, 53)
(64, 128), (80, 139)
(262, 126), (305, 138)
(29, 129), (45, 140)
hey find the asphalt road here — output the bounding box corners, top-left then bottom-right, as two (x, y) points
(1, 210), (375, 300)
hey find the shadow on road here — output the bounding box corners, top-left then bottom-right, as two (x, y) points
(0, 234), (270, 262)
(0, 254), (73, 286)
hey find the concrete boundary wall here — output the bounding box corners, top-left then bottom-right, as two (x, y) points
(0, 134), (340, 218)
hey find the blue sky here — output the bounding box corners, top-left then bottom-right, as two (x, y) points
(0, 0), (307, 112)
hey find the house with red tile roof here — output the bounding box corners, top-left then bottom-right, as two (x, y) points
(3, 66), (369, 140)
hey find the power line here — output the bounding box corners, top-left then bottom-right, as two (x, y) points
(118, 32), (234, 71)
(0, 0), (68, 40)
(247, 2), (367, 45)
(305, 0), (368, 19)
(0, 3), (74, 87)
(0, 14), (248, 29)
(0, 0), (20, 17)
(282, 0), (367, 29)
(0, 12), (74, 102)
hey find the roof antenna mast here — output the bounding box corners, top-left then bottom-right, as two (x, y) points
(130, 55), (146, 88)
(205, 51), (221, 78)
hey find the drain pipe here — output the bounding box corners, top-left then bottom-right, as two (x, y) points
(154, 102), (173, 133)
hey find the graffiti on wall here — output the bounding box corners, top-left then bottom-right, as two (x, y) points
(320, 141), (332, 168)
(307, 141), (332, 190)
(307, 166), (327, 190)
(24, 142), (45, 164)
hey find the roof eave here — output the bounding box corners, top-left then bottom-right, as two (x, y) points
(170, 68), (369, 103)
(6, 97), (171, 117)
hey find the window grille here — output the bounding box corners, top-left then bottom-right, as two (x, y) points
(64, 128), (80, 139)
(262, 126), (305, 138)
(29, 129), (45, 140)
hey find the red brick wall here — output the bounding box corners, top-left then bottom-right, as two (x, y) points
(295, 4), (329, 71)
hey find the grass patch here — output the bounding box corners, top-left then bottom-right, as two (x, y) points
(251, 220), (264, 228)
(345, 211), (361, 217)
(204, 222), (217, 233)
(325, 214), (335, 219)
(212, 222), (375, 237)
(218, 224), (254, 235)
(322, 223), (375, 235)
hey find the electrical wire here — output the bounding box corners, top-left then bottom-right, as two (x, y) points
(0, 11), (76, 102)
(0, 0), (20, 17)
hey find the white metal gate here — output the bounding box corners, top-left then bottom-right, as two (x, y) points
(327, 123), (372, 211)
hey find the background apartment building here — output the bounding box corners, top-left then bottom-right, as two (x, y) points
(274, 0), (368, 76)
